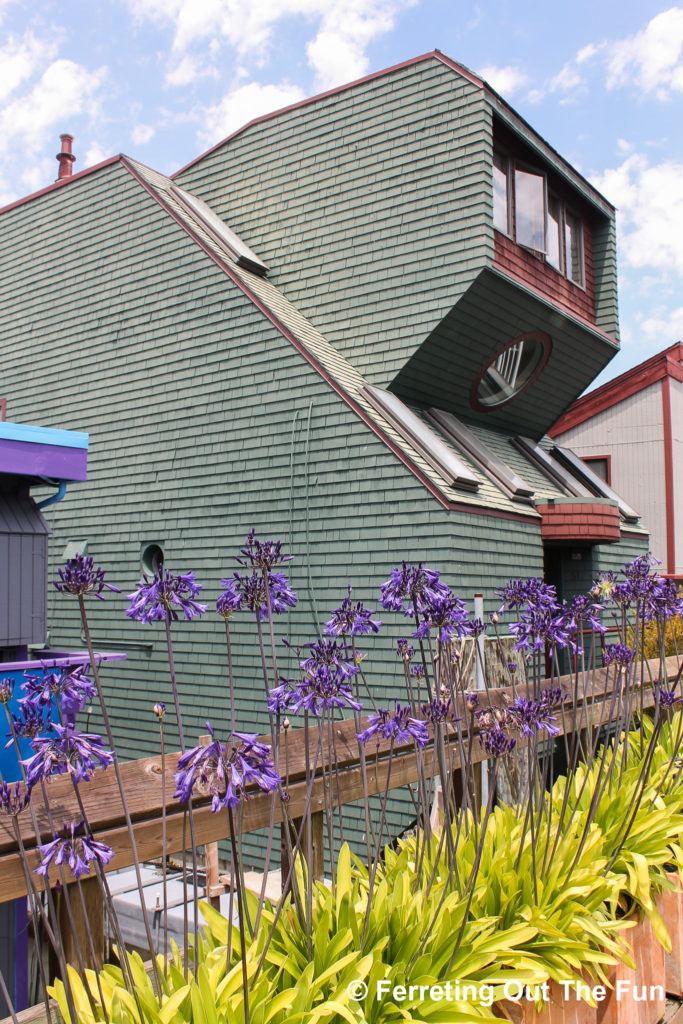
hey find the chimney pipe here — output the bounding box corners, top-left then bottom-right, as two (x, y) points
(56, 134), (75, 181)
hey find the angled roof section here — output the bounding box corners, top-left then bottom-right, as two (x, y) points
(551, 342), (683, 436)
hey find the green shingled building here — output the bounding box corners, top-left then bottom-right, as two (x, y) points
(0, 52), (647, 848)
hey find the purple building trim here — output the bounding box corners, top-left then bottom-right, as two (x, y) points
(0, 438), (87, 480)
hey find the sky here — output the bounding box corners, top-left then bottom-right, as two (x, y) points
(1, 1), (683, 389)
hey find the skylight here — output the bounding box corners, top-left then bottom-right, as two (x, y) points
(361, 386), (480, 492)
(512, 436), (592, 498)
(427, 409), (534, 503)
(169, 184), (269, 276)
(552, 445), (639, 523)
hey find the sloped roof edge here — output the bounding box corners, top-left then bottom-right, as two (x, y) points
(551, 342), (683, 436)
(0, 155), (122, 217)
(172, 50), (613, 213)
(121, 156), (540, 524)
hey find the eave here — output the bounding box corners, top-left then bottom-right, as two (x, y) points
(550, 342), (683, 436)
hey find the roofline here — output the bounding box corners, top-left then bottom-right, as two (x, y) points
(0, 155), (122, 217)
(122, 156), (540, 524)
(550, 342), (683, 436)
(172, 50), (613, 213)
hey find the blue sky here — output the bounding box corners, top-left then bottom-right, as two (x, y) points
(2, 0), (683, 388)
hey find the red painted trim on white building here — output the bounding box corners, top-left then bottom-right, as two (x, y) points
(551, 342), (683, 436)
(662, 375), (676, 574)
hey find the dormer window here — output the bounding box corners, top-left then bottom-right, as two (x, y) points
(493, 149), (585, 287)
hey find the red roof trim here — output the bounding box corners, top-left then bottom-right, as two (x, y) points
(0, 156), (122, 217)
(551, 342), (683, 436)
(122, 158), (539, 525)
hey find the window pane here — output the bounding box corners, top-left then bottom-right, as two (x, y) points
(565, 210), (584, 285)
(515, 168), (546, 251)
(585, 457), (609, 483)
(547, 195), (561, 269)
(493, 151), (509, 233)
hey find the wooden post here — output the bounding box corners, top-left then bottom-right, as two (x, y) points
(199, 735), (226, 909)
(58, 876), (103, 971)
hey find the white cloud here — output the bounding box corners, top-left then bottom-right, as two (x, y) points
(593, 153), (683, 276)
(0, 60), (107, 156)
(166, 55), (207, 87)
(607, 7), (683, 98)
(0, 31), (59, 103)
(477, 64), (529, 96)
(636, 304), (683, 344)
(198, 80), (306, 145)
(84, 142), (109, 167)
(131, 123), (155, 144)
(127, 0), (414, 89)
(548, 60), (584, 96)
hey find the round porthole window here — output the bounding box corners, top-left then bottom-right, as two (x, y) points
(470, 331), (551, 411)
(141, 543), (164, 575)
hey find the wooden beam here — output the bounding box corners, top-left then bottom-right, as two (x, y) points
(0, 658), (671, 903)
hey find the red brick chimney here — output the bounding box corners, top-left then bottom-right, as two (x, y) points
(56, 134), (75, 181)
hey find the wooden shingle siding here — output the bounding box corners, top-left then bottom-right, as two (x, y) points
(0, 163), (542, 768)
(592, 217), (620, 340)
(175, 60), (494, 384)
(493, 228), (595, 323)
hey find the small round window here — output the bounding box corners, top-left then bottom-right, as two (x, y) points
(141, 543), (165, 575)
(471, 331), (551, 411)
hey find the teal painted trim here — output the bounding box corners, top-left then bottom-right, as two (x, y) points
(0, 421), (89, 449)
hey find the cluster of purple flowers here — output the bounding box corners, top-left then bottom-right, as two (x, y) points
(268, 639), (362, 717)
(53, 553), (121, 600)
(324, 587), (381, 637)
(479, 726), (516, 758)
(127, 567), (207, 623)
(413, 592), (472, 644)
(236, 529), (293, 571)
(23, 722), (113, 788)
(380, 562), (450, 617)
(420, 698), (457, 725)
(35, 820), (114, 880)
(217, 571), (297, 622)
(657, 685), (681, 709)
(174, 723), (281, 811)
(357, 704), (429, 747)
(506, 688), (564, 738)
(0, 780), (29, 817)
(603, 642), (635, 668)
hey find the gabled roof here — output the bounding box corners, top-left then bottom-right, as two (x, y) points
(551, 342), (683, 436)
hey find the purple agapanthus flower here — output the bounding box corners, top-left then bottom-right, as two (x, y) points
(479, 726), (516, 758)
(420, 698), (457, 724)
(602, 643), (635, 669)
(396, 639), (415, 661)
(0, 678), (13, 704)
(510, 606), (573, 655)
(496, 578), (558, 614)
(217, 569), (297, 621)
(465, 691), (479, 712)
(127, 567), (208, 623)
(24, 723), (113, 787)
(565, 594), (605, 635)
(174, 723), (281, 811)
(21, 665), (96, 728)
(152, 702), (167, 720)
(506, 687), (564, 738)
(53, 554), (120, 600)
(380, 562), (450, 617)
(657, 685), (681, 709)
(357, 704), (429, 747)
(35, 820), (114, 880)
(8, 703), (53, 744)
(269, 638), (362, 717)
(0, 780), (30, 816)
(236, 529), (293, 571)
(413, 591), (472, 644)
(324, 586), (381, 637)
